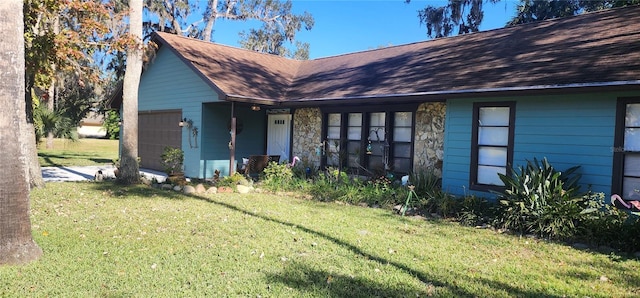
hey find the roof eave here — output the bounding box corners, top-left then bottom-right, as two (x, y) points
(225, 94), (282, 106)
(280, 81), (640, 107)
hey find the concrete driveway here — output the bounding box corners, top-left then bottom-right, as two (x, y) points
(42, 165), (167, 183)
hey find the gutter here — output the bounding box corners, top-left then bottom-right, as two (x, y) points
(285, 80), (640, 103)
(224, 80), (640, 107)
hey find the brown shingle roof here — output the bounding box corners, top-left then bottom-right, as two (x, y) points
(155, 33), (302, 102)
(153, 5), (640, 104)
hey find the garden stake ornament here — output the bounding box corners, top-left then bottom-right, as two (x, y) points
(401, 185), (418, 216)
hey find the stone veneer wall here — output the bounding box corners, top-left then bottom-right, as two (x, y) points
(292, 108), (322, 168)
(413, 102), (446, 176)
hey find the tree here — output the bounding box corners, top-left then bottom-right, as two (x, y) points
(237, 0), (314, 59)
(117, 0), (143, 185)
(23, 0), (120, 188)
(410, 0), (640, 38)
(410, 0), (498, 38)
(143, 0), (313, 59)
(0, 0), (43, 265)
(507, 0), (638, 26)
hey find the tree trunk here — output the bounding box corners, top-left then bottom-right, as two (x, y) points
(45, 83), (55, 149)
(45, 15), (59, 150)
(117, 0), (143, 185)
(201, 0), (219, 42)
(24, 76), (45, 189)
(0, 0), (43, 265)
(24, 117), (45, 189)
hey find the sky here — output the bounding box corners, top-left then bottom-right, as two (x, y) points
(209, 0), (520, 59)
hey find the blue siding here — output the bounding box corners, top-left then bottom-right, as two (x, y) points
(200, 103), (266, 178)
(138, 46), (222, 178)
(442, 91), (640, 198)
(442, 99), (473, 194)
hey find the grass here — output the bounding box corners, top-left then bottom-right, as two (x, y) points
(1, 182), (639, 297)
(37, 138), (118, 167)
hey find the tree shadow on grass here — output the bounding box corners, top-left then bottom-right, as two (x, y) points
(188, 194), (476, 297)
(265, 261), (435, 297)
(89, 158), (114, 164)
(89, 181), (186, 200)
(79, 184), (638, 297)
(39, 153), (113, 166)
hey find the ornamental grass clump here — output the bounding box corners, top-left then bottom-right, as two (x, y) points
(493, 157), (595, 240)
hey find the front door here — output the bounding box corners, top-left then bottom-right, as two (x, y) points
(267, 114), (291, 161)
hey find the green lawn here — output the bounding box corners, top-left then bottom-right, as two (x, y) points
(37, 138), (118, 167)
(1, 182), (639, 297)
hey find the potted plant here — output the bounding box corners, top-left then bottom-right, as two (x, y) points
(160, 146), (184, 184)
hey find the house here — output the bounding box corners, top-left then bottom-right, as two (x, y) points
(135, 6), (640, 198)
(77, 109), (107, 138)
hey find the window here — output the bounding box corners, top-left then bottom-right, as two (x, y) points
(347, 113), (362, 167)
(368, 112), (386, 170)
(392, 112), (413, 172)
(326, 113), (341, 167)
(613, 99), (640, 198)
(321, 108), (415, 174)
(470, 102), (515, 191)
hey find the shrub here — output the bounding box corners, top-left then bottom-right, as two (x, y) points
(419, 190), (460, 218)
(307, 175), (347, 202)
(160, 147), (184, 175)
(364, 176), (403, 207)
(304, 169), (404, 206)
(103, 110), (120, 140)
(325, 167), (350, 185)
(290, 157), (319, 179)
(575, 192), (640, 251)
(458, 195), (496, 226)
(217, 173), (249, 189)
(34, 105), (78, 142)
(493, 157), (588, 240)
(261, 162), (295, 191)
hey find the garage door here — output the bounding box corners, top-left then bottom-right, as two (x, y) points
(139, 110), (182, 171)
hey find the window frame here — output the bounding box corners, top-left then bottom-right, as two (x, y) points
(469, 101), (516, 192)
(612, 97), (640, 196)
(320, 104), (417, 174)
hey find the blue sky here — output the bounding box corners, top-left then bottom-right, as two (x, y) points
(209, 0), (520, 59)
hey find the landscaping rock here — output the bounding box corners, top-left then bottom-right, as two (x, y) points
(161, 184), (173, 190)
(195, 184), (206, 193)
(218, 186), (233, 193)
(183, 185), (196, 194)
(206, 187), (217, 194)
(173, 185), (182, 192)
(236, 185), (251, 194)
(141, 177), (152, 186)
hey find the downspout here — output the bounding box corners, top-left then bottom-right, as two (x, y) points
(229, 101), (236, 176)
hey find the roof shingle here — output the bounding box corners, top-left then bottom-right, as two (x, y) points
(153, 5), (640, 103)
